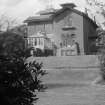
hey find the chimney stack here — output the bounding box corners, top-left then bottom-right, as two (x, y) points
(61, 3), (76, 9)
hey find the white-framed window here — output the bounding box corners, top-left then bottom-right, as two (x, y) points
(29, 38), (32, 46)
(28, 38), (34, 46)
(40, 38), (43, 45)
(34, 38), (37, 46)
(37, 38), (39, 45)
(39, 38), (41, 45)
(68, 16), (72, 26)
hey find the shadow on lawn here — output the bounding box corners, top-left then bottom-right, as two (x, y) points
(45, 83), (89, 89)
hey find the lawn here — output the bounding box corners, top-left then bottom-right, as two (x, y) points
(35, 69), (105, 105)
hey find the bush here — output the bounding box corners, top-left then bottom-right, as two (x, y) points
(0, 32), (47, 105)
(96, 28), (105, 82)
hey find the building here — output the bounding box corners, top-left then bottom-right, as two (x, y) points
(24, 3), (98, 56)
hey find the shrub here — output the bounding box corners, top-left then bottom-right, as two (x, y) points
(0, 32), (47, 105)
(96, 28), (105, 82)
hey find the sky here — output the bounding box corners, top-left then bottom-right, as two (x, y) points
(0, 0), (105, 26)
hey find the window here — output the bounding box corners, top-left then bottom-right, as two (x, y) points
(39, 38), (43, 46)
(71, 34), (75, 38)
(67, 15), (72, 26)
(28, 38), (33, 46)
(40, 38), (43, 45)
(64, 15), (73, 26)
(63, 39), (68, 47)
(68, 16), (72, 26)
(45, 22), (53, 34)
(32, 38), (34, 46)
(39, 38), (41, 45)
(34, 38), (37, 46)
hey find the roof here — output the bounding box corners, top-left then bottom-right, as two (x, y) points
(54, 7), (98, 27)
(24, 14), (53, 23)
(24, 3), (98, 27)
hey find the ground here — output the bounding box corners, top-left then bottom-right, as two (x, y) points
(28, 56), (104, 105)
(35, 69), (105, 105)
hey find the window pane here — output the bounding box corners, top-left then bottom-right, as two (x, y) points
(41, 38), (43, 45)
(37, 38), (39, 45)
(38, 38), (40, 45)
(28, 38), (33, 46)
(34, 38), (37, 46)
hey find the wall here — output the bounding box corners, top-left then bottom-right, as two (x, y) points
(83, 16), (97, 54)
(28, 22), (36, 36)
(71, 11), (84, 54)
(53, 9), (84, 54)
(27, 55), (99, 70)
(28, 21), (53, 36)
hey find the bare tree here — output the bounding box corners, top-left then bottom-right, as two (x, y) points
(0, 14), (17, 31)
(86, 0), (105, 27)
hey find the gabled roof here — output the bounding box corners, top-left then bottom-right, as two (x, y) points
(24, 3), (98, 27)
(54, 7), (98, 28)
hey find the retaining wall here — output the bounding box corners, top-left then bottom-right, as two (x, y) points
(27, 55), (100, 70)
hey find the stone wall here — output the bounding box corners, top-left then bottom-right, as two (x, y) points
(27, 55), (100, 70)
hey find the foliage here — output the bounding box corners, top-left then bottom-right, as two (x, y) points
(0, 32), (47, 105)
(96, 28), (105, 81)
(86, 0), (105, 27)
(0, 14), (18, 31)
(0, 32), (25, 56)
(86, 0), (105, 82)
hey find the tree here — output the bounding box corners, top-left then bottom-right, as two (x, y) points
(0, 32), (47, 105)
(84, 0), (105, 84)
(0, 14), (18, 31)
(85, 0), (105, 84)
(95, 28), (105, 83)
(86, 0), (105, 27)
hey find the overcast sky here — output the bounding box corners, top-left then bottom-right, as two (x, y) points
(0, 0), (105, 25)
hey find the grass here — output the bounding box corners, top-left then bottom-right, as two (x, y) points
(28, 55), (104, 105)
(34, 69), (105, 105)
